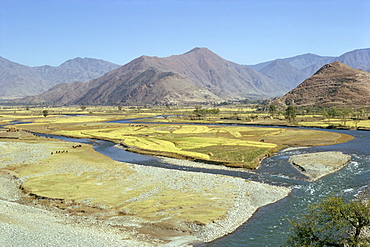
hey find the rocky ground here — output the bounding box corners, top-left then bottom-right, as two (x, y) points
(0, 137), (291, 246)
(0, 172), (152, 247)
(288, 151), (351, 181)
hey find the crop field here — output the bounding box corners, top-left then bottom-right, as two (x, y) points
(0, 105), (356, 169)
(13, 115), (353, 169)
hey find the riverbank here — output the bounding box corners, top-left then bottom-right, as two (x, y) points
(0, 138), (291, 246)
(0, 172), (152, 247)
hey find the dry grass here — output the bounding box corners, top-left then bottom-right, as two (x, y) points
(14, 117), (353, 169)
(1, 138), (237, 231)
(2, 105), (354, 169)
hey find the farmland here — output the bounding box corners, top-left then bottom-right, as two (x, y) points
(3, 105), (353, 169)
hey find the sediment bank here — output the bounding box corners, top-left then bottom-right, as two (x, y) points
(0, 139), (291, 246)
(289, 151), (351, 182)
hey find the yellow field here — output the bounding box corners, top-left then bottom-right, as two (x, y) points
(1, 105), (356, 168)
(2, 139), (234, 230)
(13, 114), (353, 169)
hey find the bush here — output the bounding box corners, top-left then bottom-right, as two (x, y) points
(286, 196), (370, 247)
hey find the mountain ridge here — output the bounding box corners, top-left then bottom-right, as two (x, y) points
(0, 57), (120, 99)
(5, 47), (370, 105)
(17, 47), (289, 105)
(247, 48), (370, 90)
(275, 61), (370, 108)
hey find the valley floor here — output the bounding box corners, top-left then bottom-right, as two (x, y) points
(0, 137), (290, 246)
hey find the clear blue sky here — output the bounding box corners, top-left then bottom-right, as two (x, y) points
(1, 0), (369, 67)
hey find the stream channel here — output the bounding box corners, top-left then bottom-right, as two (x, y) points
(10, 118), (370, 246)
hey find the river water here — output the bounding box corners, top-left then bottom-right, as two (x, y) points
(9, 119), (370, 246)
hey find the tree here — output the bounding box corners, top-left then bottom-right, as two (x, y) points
(193, 105), (205, 119)
(42, 110), (48, 117)
(352, 110), (365, 130)
(117, 105), (123, 111)
(268, 105), (277, 118)
(80, 105), (87, 111)
(328, 107), (339, 118)
(286, 196), (370, 247)
(284, 106), (296, 124)
(338, 108), (353, 126)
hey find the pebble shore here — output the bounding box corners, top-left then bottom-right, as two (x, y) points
(289, 151), (351, 181)
(0, 140), (291, 246)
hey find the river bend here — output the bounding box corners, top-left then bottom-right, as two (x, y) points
(6, 119), (370, 246)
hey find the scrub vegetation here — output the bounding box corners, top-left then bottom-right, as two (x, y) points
(286, 196), (370, 247)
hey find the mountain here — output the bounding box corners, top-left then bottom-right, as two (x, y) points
(19, 48), (289, 105)
(259, 59), (309, 89)
(34, 57), (121, 84)
(337, 48), (370, 72)
(0, 57), (120, 99)
(248, 53), (335, 71)
(275, 61), (370, 108)
(0, 57), (50, 99)
(248, 54), (336, 90)
(247, 48), (370, 90)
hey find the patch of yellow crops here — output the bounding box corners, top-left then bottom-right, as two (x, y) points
(347, 120), (370, 128)
(172, 137), (276, 149)
(172, 125), (211, 134)
(32, 116), (115, 124)
(227, 130), (242, 138)
(122, 136), (210, 160)
(218, 107), (255, 112)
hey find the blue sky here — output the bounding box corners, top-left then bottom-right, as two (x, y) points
(1, 0), (369, 67)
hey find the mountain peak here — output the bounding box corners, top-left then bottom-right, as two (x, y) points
(60, 57), (102, 66)
(276, 60), (370, 108)
(314, 61), (354, 76)
(185, 47), (215, 55)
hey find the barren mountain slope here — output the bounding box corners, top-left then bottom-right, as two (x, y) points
(0, 57), (50, 98)
(74, 68), (222, 105)
(337, 48), (370, 72)
(259, 59), (309, 90)
(34, 57), (120, 84)
(18, 48), (288, 105)
(276, 61), (370, 108)
(0, 57), (120, 99)
(248, 48), (370, 90)
(153, 48), (289, 98)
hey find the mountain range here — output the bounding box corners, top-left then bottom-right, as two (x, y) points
(275, 61), (370, 108)
(3, 47), (370, 105)
(248, 48), (370, 90)
(17, 48), (289, 105)
(0, 57), (120, 99)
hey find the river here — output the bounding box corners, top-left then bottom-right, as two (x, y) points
(8, 119), (370, 246)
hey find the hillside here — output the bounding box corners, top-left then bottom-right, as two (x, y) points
(259, 59), (308, 89)
(248, 48), (370, 90)
(337, 48), (370, 72)
(0, 57), (120, 99)
(19, 48), (289, 105)
(275, 61), (370, 108)
(0, 57), (50, 99)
